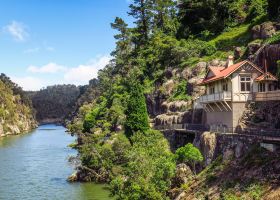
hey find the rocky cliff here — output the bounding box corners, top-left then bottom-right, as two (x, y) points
(0, 77), (37, 137)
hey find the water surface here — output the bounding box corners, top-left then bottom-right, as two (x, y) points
(0, 124), (112, 200)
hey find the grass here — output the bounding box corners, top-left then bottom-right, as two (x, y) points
(264, 31), (280, 45)
(208, 24), (251, 50)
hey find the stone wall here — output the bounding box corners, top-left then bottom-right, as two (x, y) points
(194, 132), (267, 166)
(162, 130), (196, 152)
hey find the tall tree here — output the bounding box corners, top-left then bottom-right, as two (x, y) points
(124, 79), (149, 138)
(151, 0), (178, 35)
(110, 17), (132, 75)
(128, 0), (153, 46)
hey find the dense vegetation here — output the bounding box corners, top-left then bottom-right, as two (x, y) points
(28, 85), (81, 124)
(0, 74), (36, 135)
(68, 0), (279, 199)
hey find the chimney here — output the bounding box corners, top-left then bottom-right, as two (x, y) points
(226, 55), (234, 68)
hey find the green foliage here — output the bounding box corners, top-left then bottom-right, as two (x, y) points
(264, 31), (280, 44)
(177, 0), (268, 38)
(0, 77), (36, 133)
(110, 130), (176, 200)
(29, 84), (81, 122)
(169, 80), (191, 102)
(208, 25), (251, 50)
(176, 143), (203, 174)
(124, 81), (149, 138)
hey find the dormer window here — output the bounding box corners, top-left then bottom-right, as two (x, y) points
(240, 76), (251, 92)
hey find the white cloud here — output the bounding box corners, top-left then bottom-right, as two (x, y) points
(4, 21), (29, 42)
(11, 76), (47, 91)
(64, 55), (111, 85)
(21, 55), (111, 90)
(24, 47), (40, 54)
(27, 62), (67, 73)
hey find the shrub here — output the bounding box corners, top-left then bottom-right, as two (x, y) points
(176, 143), (203, 175)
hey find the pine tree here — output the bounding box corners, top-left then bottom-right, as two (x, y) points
(128, 0), (153, 46)
(124, 79), (149, 138)
(111, 17), (132, 74)
(151, 0), (178, 35)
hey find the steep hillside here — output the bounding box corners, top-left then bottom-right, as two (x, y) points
(67, 0), (280, 199)
(172, 147), (280, 200)
(0, 74), (37, 137)
(28, 85), (81, 124)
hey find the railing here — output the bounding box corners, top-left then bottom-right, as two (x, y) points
(199, 91), (232, 103)
(209, 124), (280, 138)
(154, 123), (208, 132)
(154, 123), (280, 139)
(253, 90), (280, 101)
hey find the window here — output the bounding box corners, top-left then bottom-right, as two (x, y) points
(222, 81), (228, 91)
(258, 82), (265, 92)
(209, 85), (215, 94)
(240, 76), (251, 92)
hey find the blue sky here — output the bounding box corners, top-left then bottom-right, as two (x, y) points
(0, 0), (133, 90)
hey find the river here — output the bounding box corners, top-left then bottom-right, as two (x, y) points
(0, 124), (112, 200)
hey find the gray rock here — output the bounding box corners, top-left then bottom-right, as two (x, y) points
(173, 163), (193, 186)
(260, 22), (276, 39)
(251, 25), (261, 39)
(210, 59), (220, 66)
(234, 47), (242, 59)
(251, 22), (276, 39)
(248, 42), (261, 55)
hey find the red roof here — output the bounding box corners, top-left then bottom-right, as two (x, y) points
(255, 72), (278, 81)
(199, 60), (269, 85)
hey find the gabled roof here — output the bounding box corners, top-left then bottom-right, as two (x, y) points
(255, 72), (278, 81)
(199, 60), (267, 85)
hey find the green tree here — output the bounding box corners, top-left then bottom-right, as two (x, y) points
(111, 17), (132, 75)
(151, 0), (178, 35)
(124, 80), (149, 138)
(128, 0), (153, 46)
(176, 143), (203, 175)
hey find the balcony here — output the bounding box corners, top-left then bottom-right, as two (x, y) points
(253, 90), (280, 101)
(199, 91), (232, 103)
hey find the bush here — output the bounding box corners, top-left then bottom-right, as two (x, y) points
(110, 130), (176, 200)
(176, 143), (203, 175)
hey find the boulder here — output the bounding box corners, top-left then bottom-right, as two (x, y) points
(234, 47), (242, 59)
(163, 80), (175, 96)
(248, 42), (261, 55)
(181, 67), (192, 80)
(173, 163), (193, 187)
(260, 22), (276, 39)
(251, 25), (261, 39)
(67, 172), (78, 182)
(251, 22), (276, 39)
(193, 62), (207, 76)
(210, 59), (220, 66)
(195, 132), (217, 166)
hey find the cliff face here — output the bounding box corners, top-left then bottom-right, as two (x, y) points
(0, 78), (37, 137)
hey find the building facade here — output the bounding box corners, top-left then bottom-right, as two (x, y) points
(198, 57), (278, 131)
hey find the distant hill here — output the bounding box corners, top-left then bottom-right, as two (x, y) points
(28, 84), (81, 124)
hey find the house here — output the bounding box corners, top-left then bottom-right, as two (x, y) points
(198, 56), (278, 130)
